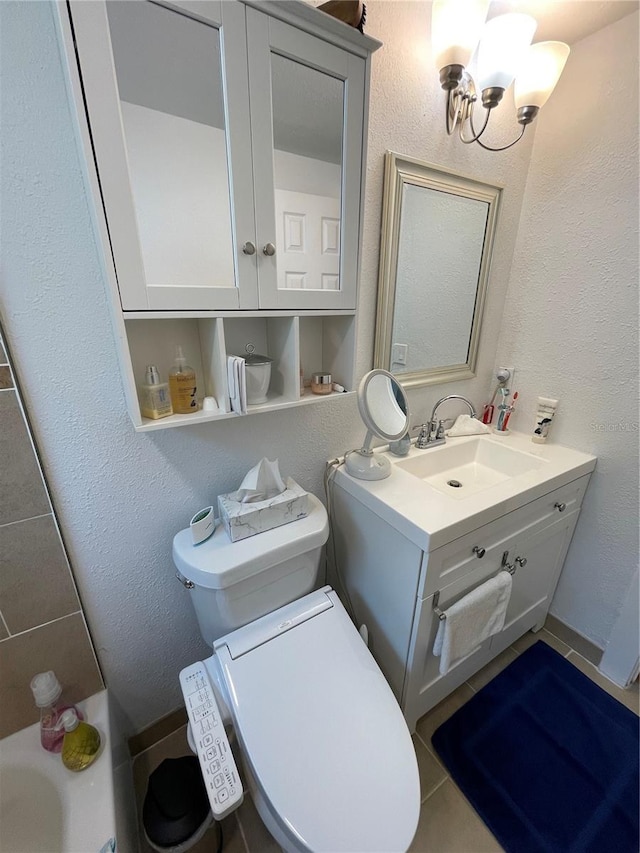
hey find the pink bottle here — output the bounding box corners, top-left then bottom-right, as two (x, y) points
(30, 671), (82, 753)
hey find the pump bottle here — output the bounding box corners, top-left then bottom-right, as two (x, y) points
(30, 671), (82, 753)
(169, 347), (198, 414)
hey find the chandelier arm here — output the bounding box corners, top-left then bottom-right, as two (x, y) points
(474, 124), (527, 152)
(446, 89), (462, 135)
(459, 104), (491, 144)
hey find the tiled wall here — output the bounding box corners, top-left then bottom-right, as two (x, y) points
(0, 330), (103, 739)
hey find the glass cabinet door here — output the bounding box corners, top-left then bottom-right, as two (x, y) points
(246, 10), (365, 310)
(70, 0), (257, 311)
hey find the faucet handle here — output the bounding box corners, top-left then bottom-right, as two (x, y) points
(415, 424), (431, 449)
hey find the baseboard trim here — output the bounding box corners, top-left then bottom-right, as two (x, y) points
(128, 706), (188, 757)
(545, 614), (603, 667)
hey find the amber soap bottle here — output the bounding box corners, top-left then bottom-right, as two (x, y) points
(169, 346), (197, 414)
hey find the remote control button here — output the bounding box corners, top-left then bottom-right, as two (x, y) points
(213, 773), (224, 788)
(218, 788), (229, 803)
(202, 734), (213, 747)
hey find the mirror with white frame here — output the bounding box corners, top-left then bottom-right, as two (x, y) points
(374, 153), (502, 387)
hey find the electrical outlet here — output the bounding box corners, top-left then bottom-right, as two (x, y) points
(392, 343), (408, 365)
(496, 366), (515, 389)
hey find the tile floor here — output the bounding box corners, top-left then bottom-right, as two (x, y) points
(132, 627), (639, 853)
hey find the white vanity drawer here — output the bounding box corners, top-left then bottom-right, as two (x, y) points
(419, 474), (590, 599)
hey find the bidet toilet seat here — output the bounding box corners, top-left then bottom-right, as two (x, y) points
(211, 588), (420, 853)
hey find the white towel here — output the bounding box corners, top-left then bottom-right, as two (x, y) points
(433, 571), (512, 675)
(227, 356), (247, 415)
(447, 414), (491, 436)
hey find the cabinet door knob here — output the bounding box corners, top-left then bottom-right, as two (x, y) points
(554, 501), (566, 512)
(242, 241), (256, 255)
(472, 546), (486, 558)
(515, 556), (528, 568)
(262, 242), (276, 256)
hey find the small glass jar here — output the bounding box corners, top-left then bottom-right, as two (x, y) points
(311, 373), (332, 395)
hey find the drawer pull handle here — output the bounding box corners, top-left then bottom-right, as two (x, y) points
(554, 501), (566, 512)
(472, 546), (486, 558)
(263, 242), (276, 256)
(515, 556), (528, 568)
(242, 241), (256, 255)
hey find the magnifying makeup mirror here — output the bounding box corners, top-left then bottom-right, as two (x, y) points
(345, 369), (410, 480)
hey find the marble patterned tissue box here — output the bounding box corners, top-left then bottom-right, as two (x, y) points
(217, 478), (309, 542)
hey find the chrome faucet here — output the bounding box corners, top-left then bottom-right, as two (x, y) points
(416, 395), (477, 449)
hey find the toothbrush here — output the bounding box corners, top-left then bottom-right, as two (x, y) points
(496, 387), (510, 431)
(503, 391), (518, 431)
(482, 384), (500, 424)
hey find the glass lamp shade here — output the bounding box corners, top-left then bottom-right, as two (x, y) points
(515, 41), (570, 109)
(432, 0), (490, 71)
(476, 13), (537, 91)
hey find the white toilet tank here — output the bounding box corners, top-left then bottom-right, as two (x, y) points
(173, 494), (329, 646)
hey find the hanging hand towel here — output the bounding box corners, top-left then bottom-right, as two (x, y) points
(227, 356), (247, 415)
(433, 571), (512, 675)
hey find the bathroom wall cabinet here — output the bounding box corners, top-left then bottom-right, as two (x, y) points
(331, 473), (592, 732)
(58, 0), (380, 429)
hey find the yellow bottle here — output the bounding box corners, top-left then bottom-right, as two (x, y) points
(169, 346), (198, 414)
(58, 709), (101, 772)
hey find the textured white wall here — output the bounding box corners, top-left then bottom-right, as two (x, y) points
(2, 1), (533, 732)
(495, 13), (639, 648)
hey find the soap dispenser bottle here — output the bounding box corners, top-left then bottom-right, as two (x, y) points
(30, 671), (82, 753)
(140, 365), (173, 420)
(169, 347), (197, 414)
(58, 709), (101, 772)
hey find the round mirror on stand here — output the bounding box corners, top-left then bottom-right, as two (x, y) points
(345, 369), (410, 481)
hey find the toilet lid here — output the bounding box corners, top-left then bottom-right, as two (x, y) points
(214, 588), (420, 852)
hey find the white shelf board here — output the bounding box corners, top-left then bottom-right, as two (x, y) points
(124, 309), (356, 320)
(135, 389), (354, 432)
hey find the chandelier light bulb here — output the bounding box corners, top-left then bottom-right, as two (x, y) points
(476, 13), (537, 93)
(431, 0), (490, 71)
(515, 41), (570, 109)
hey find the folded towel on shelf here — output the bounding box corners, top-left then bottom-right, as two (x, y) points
(433, 571), (512, 675)
(447, 414), (491, 436)
(227, 356), (247, 415)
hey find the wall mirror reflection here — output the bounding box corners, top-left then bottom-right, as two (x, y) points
(374, 152), (502, 387)
(271, 54), (344, 293)
(106, 1), (235, 290)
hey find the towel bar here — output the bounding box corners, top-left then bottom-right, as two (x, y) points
(433, 563), (516, 621)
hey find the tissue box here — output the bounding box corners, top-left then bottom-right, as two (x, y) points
(217, 478), (309, 542)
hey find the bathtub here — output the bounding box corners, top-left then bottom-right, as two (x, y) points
(0, 690), (138, 853)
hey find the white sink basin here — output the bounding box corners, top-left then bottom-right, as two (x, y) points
(396, 436), (548, 499)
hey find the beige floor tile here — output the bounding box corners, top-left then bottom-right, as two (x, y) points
(510, 627), (571, 657)
(132, 725), (246, 853)
(409, 779), (503, 853)
(467, 647), (518, 692)
(566, 652), (640, 715)
(412, 734), (447, 802)
(415, 683), (475, 746)
(235, 791), (282, 852)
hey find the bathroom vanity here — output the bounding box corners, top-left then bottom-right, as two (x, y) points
(331, 432), (596, 731)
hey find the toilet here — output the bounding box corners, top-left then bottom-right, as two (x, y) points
(173, 494), (420, 852)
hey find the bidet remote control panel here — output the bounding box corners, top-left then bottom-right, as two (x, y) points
(179, 662), (243, 819)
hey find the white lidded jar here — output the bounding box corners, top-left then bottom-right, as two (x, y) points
(242, 344), (272, 405)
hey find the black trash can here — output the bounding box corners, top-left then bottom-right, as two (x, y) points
(143, 756), (218, 852)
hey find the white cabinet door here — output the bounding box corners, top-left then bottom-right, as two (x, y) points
(247, 9), (365, 310)
(494, 510), (581, 651)
(70, 0), (258, 311)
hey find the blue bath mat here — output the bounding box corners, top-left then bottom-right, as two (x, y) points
(431, 642), (639, 853)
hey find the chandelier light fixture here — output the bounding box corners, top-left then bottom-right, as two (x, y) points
(432, 0), (570, 151)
